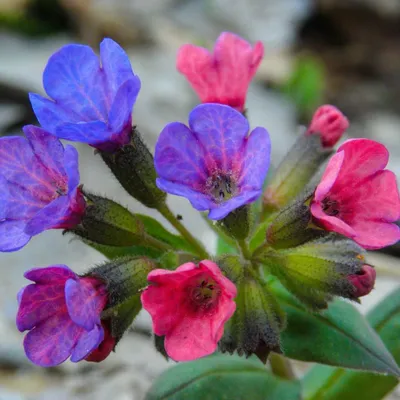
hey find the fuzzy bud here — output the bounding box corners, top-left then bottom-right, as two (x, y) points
(306, 105), (349, 148)
(255, 234), (366, 310)
(71, 192), (145, 247)
(100, 128), (167, 209)
(348, 264), (376, 298)
(218, 205), (252, 240)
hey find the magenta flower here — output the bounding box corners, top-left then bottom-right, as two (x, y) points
(311, 139), (400, 249)
(141, 260), (236, 361)
(17, 265), (109, 367)
(0, 125), (85, 252)
(306, 105), (349, 148)
(348, 265), (376, 298)
(177, 32), (263, 112)
(29, 38), (141, 151)
(154, 103), (271, 220)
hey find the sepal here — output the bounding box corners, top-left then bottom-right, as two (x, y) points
(218, 205), (252, 240)
(255, 235), (365, 310)
(219, 269), (285, 363)
(101, 128), (167, 208)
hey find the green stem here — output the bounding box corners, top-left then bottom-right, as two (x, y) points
(269, 353), (295, 380)
(142, 234), (173, 252)
(157, 204), (208, 259)
(237, 239), (251, 260)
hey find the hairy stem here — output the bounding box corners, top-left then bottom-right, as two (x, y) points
(157, 203), (208, 259)
(269, 353), (296, 380)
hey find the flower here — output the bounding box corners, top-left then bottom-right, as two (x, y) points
(306, 105), (349, 148)
(17, 265), (110, 367)
(348, 265), (376, 298)
(0, 125), (85, 252)
(311, 139), (400, 249)
(141, 260), (237, 361)
(154, 103), (271, 220)
(177, 32), (263, 112)
(29, 38), (141, 151)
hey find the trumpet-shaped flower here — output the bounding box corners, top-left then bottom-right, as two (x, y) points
(177, 32), (263, 112)
(29, 38), (141, 151)
(141, 260), (237, 361)
(155, 103), (271, 220)
(0, 125), (85, 252)
(311, 139), (400, 249)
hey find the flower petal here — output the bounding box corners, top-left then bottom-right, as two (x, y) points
(23, 313), (83, 367)
(24, 195), (75, 235)
(188, 104), (249, 171)
(70, 324), (104, 362)
(155, 122), (209, 189)
(24, 265), (76, 283)
(208, 190), (261, 220)
(156, 178), (213, 212)
(29, 93), (82, 132)
(334, 139), (389, 192)
(100, 38), (138, 99)
(314, 151), (345, 202)
(108, 79), (139, 136)
(64, 145), (80, 191)
(43, 44), (108, 122)
(238, 127), (271, 190)
(165, 315), (219, 361)
(310, 202), (357, 238)
(351, 220), (400, 250)
(23, 125), (66, 178)
(16, 282), (67, 331)
(55, 120), (109, 144)
(65, 278), (106, 330)
(0, 220), (31, 252)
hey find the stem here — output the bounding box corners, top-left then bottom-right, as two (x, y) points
(157, 203), (208, 259)
(269, 353), (295, 380)
(142, 234), (172, 252)
(237, 239), (251, 260)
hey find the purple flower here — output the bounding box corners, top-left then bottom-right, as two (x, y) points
(155, 104), (271, 220)
(29, 38), (141, 151)
(0, 125), (85, 252)
(17, 265), (109, 367)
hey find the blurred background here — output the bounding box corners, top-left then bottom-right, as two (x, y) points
(0, 0), (400, 398)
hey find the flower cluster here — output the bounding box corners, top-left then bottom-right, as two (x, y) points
(3, 31), (400, 368)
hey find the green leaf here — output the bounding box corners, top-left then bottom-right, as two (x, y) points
(145, 354), (301, 400)
(270, 281), (400, 376)
(302, 288), (400, 400)
(136, 214), (196, 254)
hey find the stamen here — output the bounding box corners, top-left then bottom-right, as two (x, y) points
(322, 197), (340, 216)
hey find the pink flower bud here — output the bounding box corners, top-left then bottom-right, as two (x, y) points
(306, 105), (349, 148)
(348, 265), (376, 298)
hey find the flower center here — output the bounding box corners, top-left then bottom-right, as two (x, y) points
(322, 197), (340, 216)
(188, 275), (221, 311)
(206, 173), (237, 203)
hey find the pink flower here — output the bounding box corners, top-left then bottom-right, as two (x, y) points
(306, 105), (349, 148)
(348, 265), (376, 298)
(177, 32), (264, 112)
(141, 260), (237, 361)
(311, 139), (400, 249)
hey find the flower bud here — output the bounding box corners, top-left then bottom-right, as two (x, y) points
(218, 205), (252, 240)
(89, 256), (157, 341)
(70, 192), (145, 247)
(217, 254), (245, 284)
(219, 271), (285, 363)
(263, 134), (332, 212)
(100, 128), (167, 209)
(306, 105), (349, 148)
(266, 194), (325, 249)
(254, 234), (366, 310)
(348, 264), (376, 298)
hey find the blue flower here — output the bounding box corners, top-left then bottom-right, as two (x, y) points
(0, 125), (85, 252)
(29, 38), (141, 151)
(155, 103), (271, 220)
